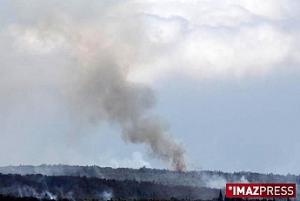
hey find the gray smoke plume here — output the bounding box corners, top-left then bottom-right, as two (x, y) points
(68, 54), (186, 171)
(0, 3), (186, 171)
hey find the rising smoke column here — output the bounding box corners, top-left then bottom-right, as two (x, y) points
(6, 10), (186, 171)
(70, 58), (186, 171)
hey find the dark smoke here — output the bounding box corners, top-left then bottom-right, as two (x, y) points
(71, 60), (186, 170)
(0, 8), (186, 170)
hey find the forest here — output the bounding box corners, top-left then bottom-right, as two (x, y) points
(0, 165), (299, 201)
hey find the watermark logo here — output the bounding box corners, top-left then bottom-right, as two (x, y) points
(226, 183), (296, 198)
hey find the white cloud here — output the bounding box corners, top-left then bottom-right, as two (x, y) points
(4, 1), (299, 84)
(127, 0), (300, 83)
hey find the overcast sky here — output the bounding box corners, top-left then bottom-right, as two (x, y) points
(0, 0), (300, 174)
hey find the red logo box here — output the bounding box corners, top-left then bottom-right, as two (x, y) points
(226, 183), (296, 198)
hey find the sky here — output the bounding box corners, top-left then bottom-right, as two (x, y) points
(0, 0), (300, 174)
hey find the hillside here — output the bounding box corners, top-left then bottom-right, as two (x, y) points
(0, 165), (299, 200)
(0, 165), (299, 189)
(0, 173), (218, 200)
